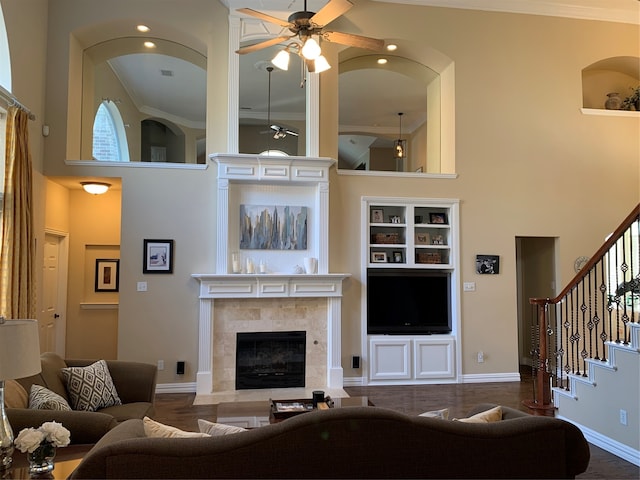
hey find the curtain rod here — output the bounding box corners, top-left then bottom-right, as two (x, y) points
(0, 85), (36, 121)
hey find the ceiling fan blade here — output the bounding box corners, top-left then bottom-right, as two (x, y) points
(236, 36), (292, 55)
(236, 8), (292, 28)
(322, 31), (384, 51)
(310, 0), (353, 27)
(285, 130), (299, 136)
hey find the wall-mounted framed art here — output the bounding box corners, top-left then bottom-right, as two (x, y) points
(143, 239), (174, 274)
(95, 259), (119, 292)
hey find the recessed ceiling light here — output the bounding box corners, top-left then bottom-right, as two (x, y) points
(136, 25), (150, 32)
(386, 44), (398, 51)
(377, 58), (388, 65)
(144, 41), (156, 49)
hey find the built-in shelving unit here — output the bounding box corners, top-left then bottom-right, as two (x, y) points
(361, 197), (461, 385)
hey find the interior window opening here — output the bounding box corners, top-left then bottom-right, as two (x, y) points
(92, 100), (130, 162)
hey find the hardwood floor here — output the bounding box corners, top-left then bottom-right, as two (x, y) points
(153, 370), (639, 479)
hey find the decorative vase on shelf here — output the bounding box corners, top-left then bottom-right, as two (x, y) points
(27, 442), (56, 475)
(604, 92), (622, 110)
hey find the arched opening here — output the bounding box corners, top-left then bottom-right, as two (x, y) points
(93, 100), (130, 161)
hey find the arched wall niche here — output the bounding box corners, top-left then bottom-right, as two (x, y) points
(582, 56), (640, 110)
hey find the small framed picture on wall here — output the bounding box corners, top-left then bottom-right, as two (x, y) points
(143, 239), (174, 274)
(476, 254), (499, 274)
(95, 259), (120, 292)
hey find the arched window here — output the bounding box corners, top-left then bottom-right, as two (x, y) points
(92, 101), (130, 162)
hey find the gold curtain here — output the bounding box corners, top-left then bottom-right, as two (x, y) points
(0, 106), (36, 319)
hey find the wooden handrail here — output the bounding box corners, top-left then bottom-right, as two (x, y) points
(524, 202), (640, 414)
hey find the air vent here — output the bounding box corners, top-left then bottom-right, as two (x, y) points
(160, 69), (174, 77)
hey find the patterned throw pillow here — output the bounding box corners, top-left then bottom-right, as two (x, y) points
(418, 408), (450, 420)
(61, 360), (122, 411)
(28, 384), (72, 411)
(198, 419), (247, 436)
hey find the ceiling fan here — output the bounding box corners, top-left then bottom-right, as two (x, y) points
(236, 0), (384, 72)
(264, 124), (299, 139)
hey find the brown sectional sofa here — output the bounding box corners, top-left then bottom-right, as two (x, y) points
(69, 403), (590, 479)
(6, 352), (157, 444)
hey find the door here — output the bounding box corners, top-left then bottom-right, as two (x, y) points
(515, 237), (556, 367)
(41, 232), (68, 355)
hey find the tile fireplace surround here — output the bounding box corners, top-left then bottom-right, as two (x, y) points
(192, 154), (350, 403)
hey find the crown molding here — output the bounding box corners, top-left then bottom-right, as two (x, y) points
(374, 0), (640, 25)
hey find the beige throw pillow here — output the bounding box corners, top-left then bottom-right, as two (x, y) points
(198, 419), (247, 436)
(143, 417), (209, 438)
(4, 380), (28, 408)
(456, 405), (503, 423)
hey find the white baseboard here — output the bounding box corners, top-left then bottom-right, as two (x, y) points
(460, 372), (521, 383)
(343, 376), (365, 386)
(155, 382), (197, 394)
(555, 415), (640, 467)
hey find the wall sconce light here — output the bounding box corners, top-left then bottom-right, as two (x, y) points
(394, 112), (407, 159)
(81, 182), (111, 195)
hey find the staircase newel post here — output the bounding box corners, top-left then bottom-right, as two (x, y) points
(523, 298), (556, 415)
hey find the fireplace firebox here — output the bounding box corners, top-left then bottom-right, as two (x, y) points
(236, 331), (306, 390)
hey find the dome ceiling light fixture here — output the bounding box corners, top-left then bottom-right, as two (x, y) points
(236, 0), (384, 77)
(81, 181), (111, 195)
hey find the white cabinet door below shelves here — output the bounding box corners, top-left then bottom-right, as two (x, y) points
(369, 338), (411, 380)
(414, 337), (455, 379)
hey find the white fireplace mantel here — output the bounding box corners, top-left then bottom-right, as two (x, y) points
(192, 154), (349, 397)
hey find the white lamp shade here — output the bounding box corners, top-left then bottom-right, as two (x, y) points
(301, 37), (321, 60)
(272, 50), (290, 71)
(0, 320), (41, 380)
(313, 55), (331, 73)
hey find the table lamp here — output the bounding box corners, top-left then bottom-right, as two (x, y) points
(0, 318), (41, 470)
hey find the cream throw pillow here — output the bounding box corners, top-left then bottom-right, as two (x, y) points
(198, 419), (247, 436)
(456, 405), (503, 423)
(4, 380), (28, 409)
(143, 416), (209, 438)
(418, 408), (450, 420)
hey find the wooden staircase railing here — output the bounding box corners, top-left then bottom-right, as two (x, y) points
(524, 203), (640, 414)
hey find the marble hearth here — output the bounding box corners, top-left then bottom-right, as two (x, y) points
(192, 154), (349, 402)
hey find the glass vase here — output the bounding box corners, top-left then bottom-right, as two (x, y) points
(27, 442), (56, 475)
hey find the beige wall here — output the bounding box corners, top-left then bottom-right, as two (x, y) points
(2, 0), (638, 387)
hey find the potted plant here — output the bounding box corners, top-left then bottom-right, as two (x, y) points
(620, 86), (640, 111)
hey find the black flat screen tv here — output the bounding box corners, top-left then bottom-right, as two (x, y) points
(367, 268), (452, 335)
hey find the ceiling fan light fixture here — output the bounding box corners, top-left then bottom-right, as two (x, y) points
(313, 55), (331, 73)
(81, 181), (111, 195)
(301, 37), (321, 60)
(272, 49), (290, 71)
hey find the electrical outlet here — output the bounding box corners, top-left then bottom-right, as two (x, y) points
(477, 351), (484, 363)
(137, 281), (148, 292)
(620, 409), (628, 426)
(157, 360), (164, 371)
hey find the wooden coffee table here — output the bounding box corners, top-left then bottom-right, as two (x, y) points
(7, 444), (92, 479)
(216, 396), (369, 428)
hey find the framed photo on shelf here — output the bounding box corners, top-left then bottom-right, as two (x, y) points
(415, 232), (430, 245)
(143, 239), (174, 274)
(371, 208), (384, 223)
(95, 259), (119, 292)
(429, 212), (447, 224)
(371, 251), (388, 263)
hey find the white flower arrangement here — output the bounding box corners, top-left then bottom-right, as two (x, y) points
(14, 422), (71, 453)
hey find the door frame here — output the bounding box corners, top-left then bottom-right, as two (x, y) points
(44, 228), (69, 356)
